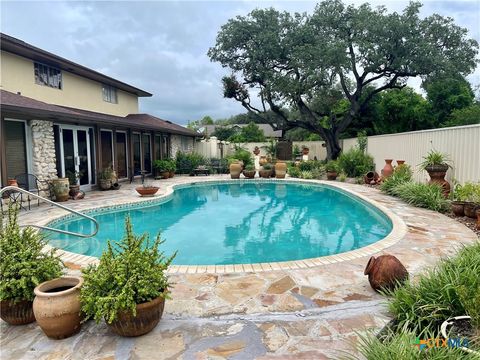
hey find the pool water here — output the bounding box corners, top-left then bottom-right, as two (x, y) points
(47, 182), (392, 265)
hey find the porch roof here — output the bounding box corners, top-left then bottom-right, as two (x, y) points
(0, 90), (198, 137)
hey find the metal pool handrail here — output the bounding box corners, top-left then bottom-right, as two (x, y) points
(0, 186), (99, 238)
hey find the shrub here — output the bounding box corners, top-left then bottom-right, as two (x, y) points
(288, 166), (300, 178)
(299, 170), (314, 179)
(391, 182), (450, 212)
(298, 160), (323, 172)
(311, 167), (326, 180)
(380, 165), (413, 195)
(175, 151), (206, 174)
(227, 148), (253, 167)
(0, 204), (63, 302)
(153, 159), (169, 172)
(419, 149), (451, 170)
(338, 148), (374, 177)
(453, 182), (480, 202)
(81, 216), (176, 324)
(325, 160), (340, 173)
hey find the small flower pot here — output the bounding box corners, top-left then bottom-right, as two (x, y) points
(159, 171), (170, 179)
(99, 179), (112, 191)
(259, 169), (272, 178)
(69, 185), (80, 198)
(7, 179), (18, 187)
(135, 186), (159, 197)
(0, 299), (35, 325)
(327, 171), (337, 181)
(242, 170), (256, 179)
(381, 159), (394, 178)
(33, 277), (83, 339)
(451, 201), (466, 217)
(108, 295), (165, 337)
(464, 202), (478, 219)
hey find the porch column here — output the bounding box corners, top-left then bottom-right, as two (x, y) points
(31, 120), (57, 195)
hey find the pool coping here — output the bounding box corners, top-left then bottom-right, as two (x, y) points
(42, 177), (407, 274)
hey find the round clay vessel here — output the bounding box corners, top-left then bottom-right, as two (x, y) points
(259, 156), (268, 166)
(425, 164), (450, 197)
(396, 160), (405, 166)
(364, 171), (379, 185)
(451, 201), (465, 217)
(327, 171), (337, 181)
(242, 170), (256, 179)
(229, 162), (242, 179)
(253, 146), (260, 156)
(381, 159), (394, 178)
(364, 255), (408, 292)
(108, 295), (165, 337)
(33, 276), (83, 339)
(464, 202), (478, 219)
(275, 162), (287, 179)
(259, 169), (271, 178)
(135, 186), (159, 197)
(0, 300), (35, 325)
(51, 178), (70, 201)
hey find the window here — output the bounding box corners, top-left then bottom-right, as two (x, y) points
(100, 130), (113, 169)
(34, 63), (62, 89)
(181, 136), (191, 151)
(102, 84), (118, 103)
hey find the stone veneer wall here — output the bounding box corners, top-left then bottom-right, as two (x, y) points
(30, 120), (58, 192)
(170, 135), (194, 157)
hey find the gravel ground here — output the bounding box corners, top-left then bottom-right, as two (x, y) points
(446, 213), (480, 238)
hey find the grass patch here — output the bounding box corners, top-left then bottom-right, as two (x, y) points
(390, 182), (450, 212)
(380, 165), (413, 195)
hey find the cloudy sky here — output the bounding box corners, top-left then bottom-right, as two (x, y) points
(1, 1), (479, 125)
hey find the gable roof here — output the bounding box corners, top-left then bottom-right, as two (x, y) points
(0, 33), (152, 97)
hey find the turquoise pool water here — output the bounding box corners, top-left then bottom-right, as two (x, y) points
(47, 182), (392, 265)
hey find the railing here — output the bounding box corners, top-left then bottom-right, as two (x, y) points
(0, 186), (99, 238)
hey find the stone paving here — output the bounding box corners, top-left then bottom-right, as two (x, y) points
(1, 175), (478, 359)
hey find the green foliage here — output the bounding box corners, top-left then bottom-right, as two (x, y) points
(453, 182), (480, 203)
(187, 115), (214, 131)
(229, 122), (266, 142)
(356, 130), (368, 152)
(338, 148), (374, 177)
(444, 104), (480, 127)
(65, 170), (82, 185)
(244, 164), (255, 171)
(211, 126), (237, 141)
(0, 204), (63, 302)
(287, 166), (300, 178)
(387, 242), (480, 334)
(98, 167), (114, 180)
(380, 165), (413, 195)
(390, 182), (450, 212)
(298, 160), (322, 172)
(338, 173), (347, 182)
(81, 216), (176, 324)
(299, 171), (314, 180)
(262, 163), (273, 171)
(226, 148), (253, 167)
(325, 160), (340, 172)
(153, 159), (176, 172)
(175, 151), (206, 174)
(419, 150), (451, 170)
(261, 140), (277, 160)
(292, 144), (301, 159)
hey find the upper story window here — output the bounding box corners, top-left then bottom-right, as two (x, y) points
(102, 84), (118, 103)
(34, 62), (62, 89)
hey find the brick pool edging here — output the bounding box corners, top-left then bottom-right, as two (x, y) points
(41, 178), (407, 273)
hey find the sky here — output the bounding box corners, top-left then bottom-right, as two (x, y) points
(1, 0), (479, 125)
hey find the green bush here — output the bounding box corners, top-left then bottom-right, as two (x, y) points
(338, 148), (375, 177)
(227, 148), (253, 167)
(175, 151), (206, 174)
(298, 160), (323, 171)
(81, 216), (176, 324)
(453, 182), (480, 202)
(419, 149), (451, 170)
(0, 204), (63, 302)
(380, 165), (413, 195)
(391, 182), (450, 212)
(153, 159), (176, 172)
(299, 170), (314, 179)
(325, 160), (340, 173)
(288, 165), (300, 178)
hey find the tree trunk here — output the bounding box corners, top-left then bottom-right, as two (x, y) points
(323, 130), (342, 161)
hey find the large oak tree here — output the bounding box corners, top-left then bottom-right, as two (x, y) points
(208, 1), (478, 159)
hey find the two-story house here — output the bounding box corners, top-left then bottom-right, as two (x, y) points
(0, 33), (198, 190)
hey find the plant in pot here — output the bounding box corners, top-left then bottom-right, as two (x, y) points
(326, 160), (339, 180)
(242, 164), (256, 179)
(455, 182), (480, 218)
(135, 181), (160, 197)
(262, 140), (277, 163)
(80, 216), (176, 337)
(153, 160), (170, 179)
(66, 170), (82, 198)
(259, 163), (273, 178)
(98, 167), (114, 190)
(166, 159), (177, 178)
(419, 150), (452, 197)
(0, 204), (63, 325)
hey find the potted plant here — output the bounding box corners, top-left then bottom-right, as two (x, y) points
(326, 160), (339, 180)
(135, 182), (160, 197)
(262, 140), (277, 163)
(51, 177), (70, 202)
(166, 159), (177, 178)
(98, 167), (114, 190)
(228, 158), (243, 179)
(0, 204), (63, 325)
(441, 316), (479, 357)
(275, 161), (287, 179)
(455, 182), (480, 218)
(259, 163), (272, 178)
(153, 160), (170, 179)
(419, 150), (452, 197)
(80, 216), (176, 337)
(451, 182), (467, 217)
(66, 170), (82, 198)
(242, 164), (256, 179)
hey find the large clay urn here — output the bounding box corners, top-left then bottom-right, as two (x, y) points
(381, 159), (394, 178)
(425, 164), (450, 197)
(33, 276), (83, 339)
(275, 161), (287, 179)
(451, 201), (465, 217)
(364, 255), (408, 292)
(51, 178), (70, 202)
(229, 162), (242, 179)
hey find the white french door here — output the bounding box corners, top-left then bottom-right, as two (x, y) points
(59, 125), (93, 191)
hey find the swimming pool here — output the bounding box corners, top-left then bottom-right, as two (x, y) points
(47, 181), (392, 265)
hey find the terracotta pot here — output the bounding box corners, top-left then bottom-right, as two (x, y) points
(229, 162), (242, 179)
(259, 169), (272, 178)
(169, 171), (175, 178)
(0, 300), (35, 325)
(259, 156), (268, 166)
(396, 160), (405, 166)
(253, 147), (260, 156)
(242, 170), (256, 179)
(69, 185), (80, 198)
(275, 162), (287, 179)
(451, 201), (465, 217)
(33, 277), (83, 339)
(302, 148), (309, 155)
(425, 164), (450, 197)
(476, 208), (480, 229)
(464, 202), (478, 219)
(326, 171), (337, 181)
(98, 179), (112, 191)
(108, 295), (165, 337)
(135, 186), (159, 197)
(381, 159), (394, 178)
(159, 171), (169, 179)
(364, 171), (380, 185)
(364, 255), (408, 292)
(7, 179), (18, 187)
(51, 178), (70, 201)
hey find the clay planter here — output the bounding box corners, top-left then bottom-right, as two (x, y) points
(33, 277), (83, 339)
(476, 208), (480, 229)
(51, 178), (70, 202)
(451, 201), (466, 217)
(464, 202), (478, 219)
(169, 171), (175, 178)
(7, 179), (18, 187)
(0, 300), (35, 325)
(259, 156), (268, 166)
(326, 171), (337, 181)
(302, 148), (309, 155)
(396, 160), (405, 166)
(381, 159), (394, 178)
(364, 171), (380, 185)
(135, 186), (159, 197)
(364, 255), (408, 292)
(242, 170), (256, 179)
(69, 185), (80, 198)
(229, 162), (242, 179)
(259, 169), (272, 178)
(98, 179), (112, 191)
(108, 296), (165, 337)
(275, 162), (287, 179)
(425, 164), (450, 197)
(159, 171), (170, 179)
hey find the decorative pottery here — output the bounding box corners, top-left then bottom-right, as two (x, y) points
(259, 169), (272, 178)
(396, 160), (405, 166)
(425, 164), (450, 197)
(0, 300), (35, 325)
(33, 277), (83, 339)
(326, 171), (337, 181)
(302, 147), (309, 155)
(229, 162), (242, 179)
(451, 201), (465, 217)
(69, 185), (80, 198)
(364, 255), (408, 292)
(476, 208), (480, 229)
(7, 179), (18, 187)
(112, 183), (121, 190)
(98, 179), (112, 191)
(160, 171), (170, 179)
(259, 156), (268, 166)
(51, 178), (70, 202)
(108, 295), (165, 337)
(275, 162), (287, 179)
(253, 146), (260, 156)
(169, 171), (175, 178)
(364, 171), (380, 185)
(242, 170), (256, 179)
(135, 187), (159, 197)
(464, 203), (477, 219)
(381, 159), (394, 178)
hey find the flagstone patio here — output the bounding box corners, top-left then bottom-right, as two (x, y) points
(1, 175), (478, 359)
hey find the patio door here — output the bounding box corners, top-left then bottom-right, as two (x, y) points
(59, 125), (93, 191)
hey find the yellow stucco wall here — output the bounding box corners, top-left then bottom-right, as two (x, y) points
(0, 51), (139, 116)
